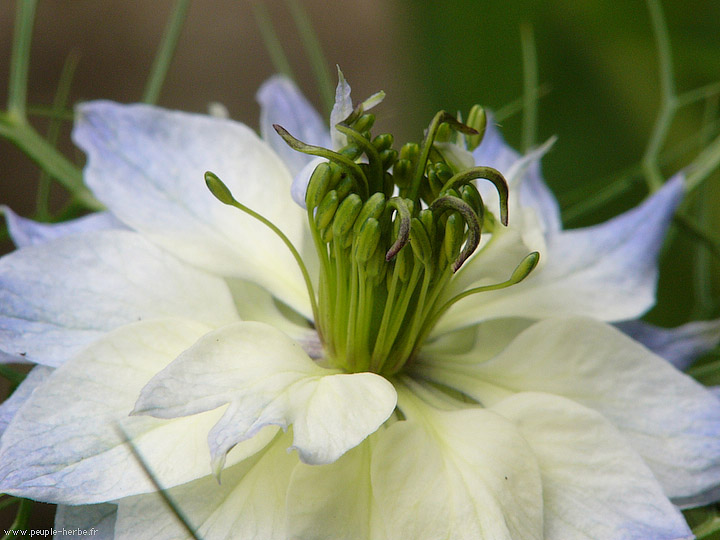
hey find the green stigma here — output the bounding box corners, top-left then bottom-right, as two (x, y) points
(273, 102), (536, 376)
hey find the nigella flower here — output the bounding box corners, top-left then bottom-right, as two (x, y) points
(1, 73), (719, 540)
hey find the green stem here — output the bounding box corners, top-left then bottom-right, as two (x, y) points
(642, 0), (677, 192)
(142, 0), (190, 104)
(7, 0), (37, 121)
(0, 115), (102, 209)
(251, 1), (294, 80)
(1, 499), (32, 540)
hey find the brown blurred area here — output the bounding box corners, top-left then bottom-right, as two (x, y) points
(0, 0), (416, 532)
(0, 0), (420, 251)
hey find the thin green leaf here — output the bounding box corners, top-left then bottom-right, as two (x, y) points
(143, 0), (190, 104)
(285, 0), (334, 115)
(251, 1), (294, 80)
(7, 0), (37, 121)
(0, 499), (33, 540)
(36, 51), (80, 221)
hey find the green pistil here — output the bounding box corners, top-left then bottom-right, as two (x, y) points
(271, 103), (537, 377)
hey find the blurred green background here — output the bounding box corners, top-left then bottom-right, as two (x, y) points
(1, 0), (719, 532)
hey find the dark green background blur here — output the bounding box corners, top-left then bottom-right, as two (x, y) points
(0, 0), (719, 531)
(0, 1), (718, 325)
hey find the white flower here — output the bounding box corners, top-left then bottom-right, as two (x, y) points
(0, 75), (718, 540)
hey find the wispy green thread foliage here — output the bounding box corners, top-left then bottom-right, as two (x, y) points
(143, 0), (190, 104)
(252, 1), (295, 80)
(7, 0), (37, 121)
(285, 0), (334, 115)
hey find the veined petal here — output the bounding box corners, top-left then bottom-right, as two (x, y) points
(493, 392), (692, 540)
(442, 175), (684, 331)
(133, 321), (396, 468)
(257, 75), (330, 177)
(1, 206), (124, 248)
(0, 319), (274, 504)
(419, 317), (720, 502)
(54, 503), (117, 540)
(330, 69), (353, 149)
(114, 432), (297, 540)
(472, 116), (561, 235)
(0, 230), (238, 366)
(370, 384), (543, 540)
(617, 318), (720, 370)
(73, 101), (313, 317)
(0, 365), (52, 437)
(286, 437), (381, 540)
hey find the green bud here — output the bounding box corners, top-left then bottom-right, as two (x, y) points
(365, 241), (387, 281)
(443, 212), (464, 264)
(380, 148), (398, 171)
(315, 190), (339, 229)
(394, 242), (413, 282)
(354, 113), (375, 133)
(354, 218), (381, 263)
(339, 143), (363, 161)
(353, 193), (387, 235)
(466, 105), (487, 150)
(393, 158), (413, 188)
(336, 175), (354, 201)
(332, 194), (363, 238)
(419, 208), (436, 242)
(461, 183), (484, 216)
(372, 134), (394, 152)
(409, 217), (432, 264)
(305, 162), (332, 209)
(399, 142), (420, 163)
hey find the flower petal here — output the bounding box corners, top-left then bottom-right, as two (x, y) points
(54, 503), (117, 540)
(329, 68), (353, 149)
(0, 365), (52, 437)
(286, 437), (380, 540)
(418, 317), (720, 503)
(1, 206), (123, 248)
(617, 318), (720, 370)
(441, 175), (684, 331)
(256, 75), (330, 177)
(133, 321), (396, 468)
(0, 230), (237, 366)
(493, 392), (693, 540)
(370, 383), (543, 540)
(472, 116), (561, 235)
(73, 101), (312, 317)
(113, 432), (297, 540)
(0, 319), (274, 504)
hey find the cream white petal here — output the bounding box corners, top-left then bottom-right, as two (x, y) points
(417, 316), (720, 502)
(493, 392), (693, 540)
(370, 384), (543, 540)
(286, 437), (381, 540)
(114, 433), (297, 540)
(54, 503), (117, 540)
(0, 230), (238, 366)
(134, 321), (396, 468)
(0, 319), (274, 504)
(73, 101), (313, 317)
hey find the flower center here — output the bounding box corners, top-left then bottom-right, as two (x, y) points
(205, 101), (539, 378)
(276, 105), (533, 377)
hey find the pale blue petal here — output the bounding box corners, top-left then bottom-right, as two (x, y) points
(617, 318), (720, 370)
(329, 68), (353, 149)
(256, 75), (330, 177)
(472, 115), (561, 234)
(73, 101), (313, 318)
(1, 206), (124, 248)
(0, 230), (238, 366)
(54, 503), (117, 540)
